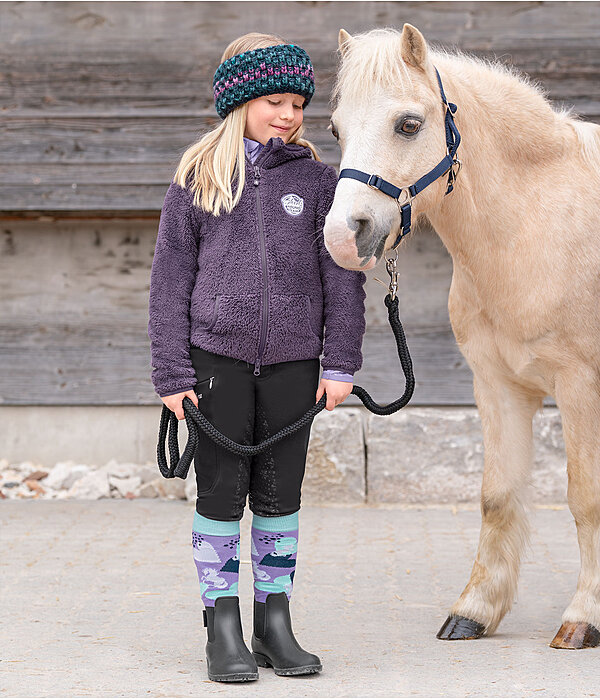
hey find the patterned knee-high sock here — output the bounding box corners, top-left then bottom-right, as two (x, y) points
(251, 512), (299, 602)
(192, 512), (240, 608)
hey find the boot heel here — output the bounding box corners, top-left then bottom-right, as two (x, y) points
(253, 652), (272, 668)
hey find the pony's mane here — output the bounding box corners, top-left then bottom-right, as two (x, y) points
(332, 27), (600, 166)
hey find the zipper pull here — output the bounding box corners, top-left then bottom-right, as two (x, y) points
(209, 376), (214, 389)
(253, 165), (260, 186)
(253, 359), (261, 376)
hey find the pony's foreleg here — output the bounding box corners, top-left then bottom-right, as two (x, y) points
(550, 372), (600, 649)
(437, 373), (542, 640)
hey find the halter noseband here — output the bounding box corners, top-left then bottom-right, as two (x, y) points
(338, 67), (461, 250)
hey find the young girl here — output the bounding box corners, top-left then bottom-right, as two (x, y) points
(148, 34), (367, 683)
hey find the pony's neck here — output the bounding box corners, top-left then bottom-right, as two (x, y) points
(424, 52), (572, 274)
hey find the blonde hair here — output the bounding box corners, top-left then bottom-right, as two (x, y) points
(173, 33), (322, 217)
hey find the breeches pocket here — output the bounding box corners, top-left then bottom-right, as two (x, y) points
(192, 373), (219, 494)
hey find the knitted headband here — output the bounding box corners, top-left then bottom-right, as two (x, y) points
(213, 43), (315, 119)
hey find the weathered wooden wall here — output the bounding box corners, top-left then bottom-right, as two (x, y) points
(0, 218), (468, 405)
(2, 1), (599, 212)
(1, 1), (598, 405)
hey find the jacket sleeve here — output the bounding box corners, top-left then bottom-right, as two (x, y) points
(147, 182), (200, 397)
(315, 165), (367, 375)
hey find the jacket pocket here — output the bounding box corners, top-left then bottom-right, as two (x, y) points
(206, 293), (262, 337)
(204, 297), (220, 332)
(269, 293), (322, 346)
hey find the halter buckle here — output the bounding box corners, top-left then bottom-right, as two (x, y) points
(367, 173), (383, 190)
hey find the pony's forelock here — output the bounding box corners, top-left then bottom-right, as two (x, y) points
(332, 27), (414, 108)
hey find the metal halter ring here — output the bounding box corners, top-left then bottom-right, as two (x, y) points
(452, 157), (462, 179)
(396, 188), (413, 207)
(445, 157), (461, 188)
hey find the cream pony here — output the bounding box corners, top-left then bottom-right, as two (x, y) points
(324, 23), (600, 649)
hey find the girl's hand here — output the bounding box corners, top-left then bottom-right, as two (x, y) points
(315, 378), (353, 411)
(161, 389), (199, 420)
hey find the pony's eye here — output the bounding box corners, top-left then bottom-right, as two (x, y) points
(329, 122), (339, 140)
(401, 118), (421, 134)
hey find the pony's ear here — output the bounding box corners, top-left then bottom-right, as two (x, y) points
(338, 28), (354, 58)
(400, 23), (429, 70)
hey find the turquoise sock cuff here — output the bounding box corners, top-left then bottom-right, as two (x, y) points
(252, 511), (299, 532)
(193, 511), (240, 536)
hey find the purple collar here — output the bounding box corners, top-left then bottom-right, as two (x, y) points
(243, 136), (264, 164)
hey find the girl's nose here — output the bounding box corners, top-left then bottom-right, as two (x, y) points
(281, 105), (294, 120)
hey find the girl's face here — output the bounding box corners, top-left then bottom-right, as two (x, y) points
(244, 93), (305, 145)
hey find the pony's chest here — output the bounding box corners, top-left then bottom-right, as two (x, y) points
(448, 280), (557, 393)
(450, 305), (557, 394)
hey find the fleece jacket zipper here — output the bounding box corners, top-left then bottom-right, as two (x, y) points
(253, 164), (269, 376)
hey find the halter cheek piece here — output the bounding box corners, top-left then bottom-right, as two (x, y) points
(337, 67), (461, 251)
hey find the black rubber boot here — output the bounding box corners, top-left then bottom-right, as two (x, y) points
(251, 592), (322, 676)
(203, 596), (259, 682)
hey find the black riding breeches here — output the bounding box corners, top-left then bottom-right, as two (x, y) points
(189, 346), (320, 521)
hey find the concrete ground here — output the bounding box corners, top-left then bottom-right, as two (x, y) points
(1, 501), (599, 698)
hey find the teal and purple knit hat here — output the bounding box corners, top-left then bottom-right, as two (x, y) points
(213, 43), (315, 119)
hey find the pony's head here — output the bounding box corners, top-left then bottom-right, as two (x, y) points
(325, 24), (449, 270)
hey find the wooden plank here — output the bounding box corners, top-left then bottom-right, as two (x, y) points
(0, 327), (476, 406)
(1, 49), (597, 117)
(0, 118), (340, 211)
(2, 95), (598, 210)
(0, 216), (557, 405)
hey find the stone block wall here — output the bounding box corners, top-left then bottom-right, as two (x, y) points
(0, 405), (568, 504)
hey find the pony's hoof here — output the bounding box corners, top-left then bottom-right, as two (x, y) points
(549, 622), (600, 649)
(437, 615), (486, 640)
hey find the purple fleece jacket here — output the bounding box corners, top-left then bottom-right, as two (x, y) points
(243, 136), (353, 385)
(148, 135), (367, 398)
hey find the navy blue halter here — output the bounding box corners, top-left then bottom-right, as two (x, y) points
(338, 67), (461, 250)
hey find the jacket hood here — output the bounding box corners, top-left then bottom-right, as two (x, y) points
(250, 136), (313, 169)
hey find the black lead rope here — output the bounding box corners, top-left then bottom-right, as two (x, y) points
(157, 292), (414, 480)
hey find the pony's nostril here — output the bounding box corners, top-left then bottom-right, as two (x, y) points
(353, 218), (375, 254)
(354, 217), (373, 240)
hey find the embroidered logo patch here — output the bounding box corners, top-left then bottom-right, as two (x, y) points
(281, 193), (304, 216)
